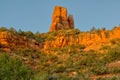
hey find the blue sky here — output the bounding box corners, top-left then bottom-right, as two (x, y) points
(0, 0), (120, 33)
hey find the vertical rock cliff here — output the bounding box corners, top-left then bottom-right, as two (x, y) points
(44, 26), (120, 51)
(50, 6), (74, 32)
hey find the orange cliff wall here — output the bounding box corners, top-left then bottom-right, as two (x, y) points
(0, 27), (120, 52)
(44, 27), (120, 51)
(46, 6), (120, 51)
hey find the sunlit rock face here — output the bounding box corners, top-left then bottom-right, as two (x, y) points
(0, 31), (42, 51)
(0, 31), (13, 46)
(45, 26), (120, 51)
(1, 5), (120, 52)
(50, 6), (74, 32)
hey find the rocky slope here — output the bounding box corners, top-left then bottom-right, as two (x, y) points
(1, 26), (120, 53)
(1, 6), (120, 80)
(0, 6), (120, 53)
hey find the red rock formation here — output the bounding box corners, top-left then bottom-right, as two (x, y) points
(1, 26), (120, 52)
(1, 4), (120, 53)
(50, 6), (74, 32)
(45, 26), (120, 51)
(0, 31), (42, 51)
(0, 31), (12, 46)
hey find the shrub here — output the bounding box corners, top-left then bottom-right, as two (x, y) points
(107, 48), (120, 61)
(9, 27), (17, 34)
(34, 71), (49, 80)
(79, 44), (86, 49)
(54, 65), (66, 73)
(0, 54), (34, 80)
(109, 67), (120, 74)
(99, 45), (111, 50)
(57, 74), (70, 80)
(110, 38), (120, 45)
(97, 76), (120, 80)
(91, 66), (109, 75)
(69, 28), (80, 35)
(0, 27), (8, 31)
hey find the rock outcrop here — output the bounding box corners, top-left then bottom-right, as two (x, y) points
(1, 26), (120, 52)
(50, 6), (74, 32)
(45, 26), (120, 51)
(0, 31), (13, 46)
(0, 31), (42, 51)
(1, 6), (120, 52)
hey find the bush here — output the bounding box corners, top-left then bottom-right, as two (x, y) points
(91, 66), (109, 75)
(97, 76), (120, 80)
(54, 65), (66, 73)
(34, 71), (49, 80)
(0, 27), (8, 31)
(107, 48), (120, 61)
(79, 44), (86, 49)
(57, 74), (70, 80)
(99, 45), (111, 50)
(109, 67), (120, 74)
(0, 54), (34, 80)
(110, 38), (120, 45)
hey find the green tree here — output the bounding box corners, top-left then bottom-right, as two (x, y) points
(0, 27), (8, 31)
(90, 26), (96, 32)
(34, 32), (40, 37)
(18, 29), (24, 35)
(24, 31), (33, 38)
(9, 27), (17, 34)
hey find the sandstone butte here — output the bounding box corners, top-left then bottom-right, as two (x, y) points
(0, 6), (120, 53)
(50, 6), (74, 32)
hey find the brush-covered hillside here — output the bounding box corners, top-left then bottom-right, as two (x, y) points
(0, 26), (120, 80)
(1, 6), (120, 80)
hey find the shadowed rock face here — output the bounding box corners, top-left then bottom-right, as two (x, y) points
(50, 6), (74, 32)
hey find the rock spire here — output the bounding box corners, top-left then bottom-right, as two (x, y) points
(50, 6), (74, 32)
